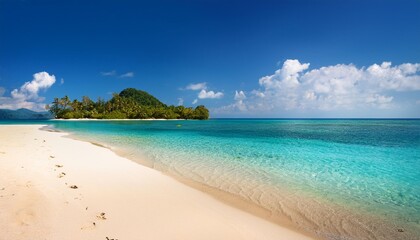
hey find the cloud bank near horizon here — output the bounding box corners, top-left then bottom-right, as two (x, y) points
(216, 59), (420, 117)
(0, 72), (56, 111)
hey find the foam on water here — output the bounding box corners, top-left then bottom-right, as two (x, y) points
(46, 119), (420, 239)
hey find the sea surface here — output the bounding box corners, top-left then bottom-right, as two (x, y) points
(2, 119), (420, 239)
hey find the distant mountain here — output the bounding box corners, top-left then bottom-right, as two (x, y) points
(0, 108), (53, 120)
(119, 88), (166, 107)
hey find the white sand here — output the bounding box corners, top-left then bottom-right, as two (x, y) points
(0, 125), (314, 240)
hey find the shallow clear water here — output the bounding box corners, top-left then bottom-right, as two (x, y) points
(3, 119), (420, 239)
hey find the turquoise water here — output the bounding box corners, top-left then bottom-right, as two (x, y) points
(3, 119), (420, 239)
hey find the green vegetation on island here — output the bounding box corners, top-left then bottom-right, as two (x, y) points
(47, 88), (209, 120)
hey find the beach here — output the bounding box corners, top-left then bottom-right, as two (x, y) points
(0, 125), (313, 240)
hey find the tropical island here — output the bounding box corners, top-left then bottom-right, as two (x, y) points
(47, 88), (209, 120)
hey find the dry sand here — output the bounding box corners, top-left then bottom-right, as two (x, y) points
(0, 125), (313, 240)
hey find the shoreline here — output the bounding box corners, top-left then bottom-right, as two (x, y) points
(58, 125), (319, 238)
(50, 118), (188, 121)
(54, 123), (420, 240)
(0, 124), (314, 240)
(86, 140), (419, 240)
(53, 126), (314, 236)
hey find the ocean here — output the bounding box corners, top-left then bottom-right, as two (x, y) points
(3, 119), (420, 239)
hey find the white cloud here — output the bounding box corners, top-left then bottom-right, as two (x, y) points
(234, 90), (246, 101)
(60, 78), (65, 85)
(251, 90), (265, 98)
(215, 90), (247, 112)
(259, 59), (309, 90)
(177, 98), (184, 106)
(216, 59), (420, 116)
(186, 82), (207, 90)
(366, 62), (420, 91)
(101, 70), (116, 76)
(365, 94), (394, 109)
(11, 72), (56, 101)
(233, 91), (247, 111)
(0, 97), (47, 111)
(0, 72), (56, 111)
(101, 70), (135, 78)
(120, 72), (134, 78)
(198, 89), (224, 99)
(185, 82), (223, 102)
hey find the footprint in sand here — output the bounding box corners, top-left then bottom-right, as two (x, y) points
(80, 221), (96, 230)
(69, 185), (78, 189)
(50, 155), (55, 159)
(55, 164), (63, 168)
(81, 211), (107, 231)
(1, 193), (15, 198)
(74, 194), (83, 201)
(96, 212), (107, 220)
(15, 208), (36, 226)
(58, 172), (66, 178)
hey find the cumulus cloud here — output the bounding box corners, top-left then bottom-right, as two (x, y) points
(231, 91), (247, 111)
(198, 89), (224, 99)
(11, 72), (56, 101)
(120, 72), (134, 78)
(185, 82), (223, 103)
(251, 90), (265, 98)
(366, 62), (420, 91)
(186, 82), (207, 90)
(234, 90), (246, 101)
(216, 59), (420, 116)
(259, 59), (309, 89)
(0, 72), (56, 111)
(214, 90), (247, 112)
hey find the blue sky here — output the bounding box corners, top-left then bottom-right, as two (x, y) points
(0, 0), (419, 117)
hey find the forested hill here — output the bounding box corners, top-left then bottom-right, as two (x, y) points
(119, 88), (165, 107)
(48, 88), (209, 120)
